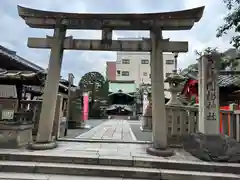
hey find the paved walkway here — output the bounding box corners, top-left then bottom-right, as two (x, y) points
(75, 119), (136, 141)
(0, 141), (200, 162)
(0, 141), (201, 179)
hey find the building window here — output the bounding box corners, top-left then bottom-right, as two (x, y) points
(166, 60), (174, 64)
(141, 59), (149, 64)
(117, 70), (121, 76)
(166, 73), (171, 77)
(122, 71), (129, 76)
(143, 72), (148, 76)
(122, 59), (130, 64)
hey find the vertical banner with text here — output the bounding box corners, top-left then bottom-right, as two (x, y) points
(82, 92), (89, 121)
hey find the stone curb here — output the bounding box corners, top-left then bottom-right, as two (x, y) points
(58, 138), (152, 144)
(0, 153), (240, 175)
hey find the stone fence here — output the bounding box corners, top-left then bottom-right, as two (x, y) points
(166, 105), (198, 145)
(19, 100), (42, 138)
(141, 104), (198, 145)
(18, 94), (66, 140)
(141, 105), (240, 144)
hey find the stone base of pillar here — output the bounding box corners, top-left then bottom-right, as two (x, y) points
(146, 146), (174, 157)
(80, 124), (91, 129)
(140, 126), (152, 132)
(0, 124), (32, 149)
(77, 122), (91, 129)
(140, 116), (152, 132)
(27, 141), (57, 150)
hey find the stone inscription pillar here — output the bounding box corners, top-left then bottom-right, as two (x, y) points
(198, 55), (220, 134)
(146, 29), (173, 156)
(35, 27), (66, 147)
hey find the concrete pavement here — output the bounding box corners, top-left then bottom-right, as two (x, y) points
(65, 119), (105, 138)
(75, 119), (136, 141)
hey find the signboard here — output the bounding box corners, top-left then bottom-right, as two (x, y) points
(2, 110), (14, 120)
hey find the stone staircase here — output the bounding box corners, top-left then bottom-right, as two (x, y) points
(0, 152), (239, 179)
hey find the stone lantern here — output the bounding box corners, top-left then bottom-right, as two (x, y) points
(165, 70), (185, 105)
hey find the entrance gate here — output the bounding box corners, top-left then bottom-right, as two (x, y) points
(18, 5), (204, 155)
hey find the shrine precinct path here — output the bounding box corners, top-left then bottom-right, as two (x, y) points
(75, 119), (137, 141)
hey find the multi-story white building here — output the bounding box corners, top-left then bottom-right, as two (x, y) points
(115, 38), (175, 98)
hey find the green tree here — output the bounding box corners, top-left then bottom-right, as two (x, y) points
(182, 47), (239, 73)
(79, 71), (105, 116)
(216, 0), (240, 48)
(97, 80), (109, 100)
(79, 71), (105, 90)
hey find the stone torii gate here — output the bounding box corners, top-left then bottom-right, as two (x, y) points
(18, 6), (204, 155)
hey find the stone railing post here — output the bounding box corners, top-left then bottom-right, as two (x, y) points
(52, 94), (63, 139)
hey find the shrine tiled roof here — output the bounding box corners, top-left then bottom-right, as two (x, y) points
(0, 70), (43, 80)
(218, 75), (240, 87)
(0, 45), (73, 90)
(0, 45), (45, 73)
(181, 71), (240, 87)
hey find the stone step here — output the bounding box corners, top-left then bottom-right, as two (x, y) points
(0, 152), (240, 175)
(0, 161), (160, 179)
(0, 162), (238, 180)
(0, 172), (126, 180)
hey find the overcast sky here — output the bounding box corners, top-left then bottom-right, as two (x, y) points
(0, 0), (235, 84)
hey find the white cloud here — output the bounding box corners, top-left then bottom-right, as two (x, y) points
(0, 0), (234, 84)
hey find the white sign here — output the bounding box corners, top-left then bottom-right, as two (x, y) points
(2, 110), (14, 120)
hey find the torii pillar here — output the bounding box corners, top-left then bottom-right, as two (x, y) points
(146, 29), (174, 156)
(30, 27), (66, 149)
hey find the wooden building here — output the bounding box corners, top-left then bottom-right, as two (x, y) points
(0, 45), (76, 114)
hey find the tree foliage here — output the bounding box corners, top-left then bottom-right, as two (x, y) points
(79, 71), (105, 90)
(97, 80), (109, 99)
(182, 47), (239, 73)
(216, 0), (240, 48)
(79, 71), (106, 117)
